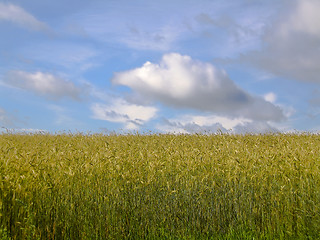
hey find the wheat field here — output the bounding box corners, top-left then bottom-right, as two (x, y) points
(1, 132), (320, 239)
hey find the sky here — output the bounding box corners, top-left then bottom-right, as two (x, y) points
(1, 0), (320, 134)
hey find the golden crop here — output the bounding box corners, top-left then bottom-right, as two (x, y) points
(1, 133), (320, 239)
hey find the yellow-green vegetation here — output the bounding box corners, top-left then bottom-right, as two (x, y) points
(1, 133), (320, 239)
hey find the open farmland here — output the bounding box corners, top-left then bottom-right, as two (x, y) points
(1, 133), (320, 239)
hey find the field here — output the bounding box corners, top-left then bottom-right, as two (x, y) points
(1, 133), (320, 239)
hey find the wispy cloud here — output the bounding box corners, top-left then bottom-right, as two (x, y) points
(4, 71), (84, 101)
(73, 1), (203, 52)
(20, 42), (98, 71)
(0, 107), (13, 127)
(112, 53), (285, 121)
(121, 25), (179, 51)
(0, 106), (26, 128)
(309, 89), (320, 107)
(47, 104), (74, 125)
(0, 2), (48, 31)
(91, 99), (157, 130)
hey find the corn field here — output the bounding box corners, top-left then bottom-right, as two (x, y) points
(1, 133), (320, 239)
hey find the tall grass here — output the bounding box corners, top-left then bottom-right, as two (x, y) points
(1, 133), (320, 239)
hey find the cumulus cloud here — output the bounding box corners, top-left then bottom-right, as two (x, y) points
(0, 3), (48, 31)
(112, 53), (285, 121)
(5, 71), (83, 101)
(91, 99), (157, 130)
(243, 0), (320, 83)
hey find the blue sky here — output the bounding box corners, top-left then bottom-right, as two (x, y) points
(1, 0), (320, 134)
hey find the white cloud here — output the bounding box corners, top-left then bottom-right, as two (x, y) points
(91, 99), (157, 130)
(0, 128), (48, 134)
(232, 121), (279, 134)
(76, 1), (216, 51)
(112, 53), (285, 121)
(78, 5), (179, 51)
(189, 115), (251, 130)
(264, 92), (277, 103)
(157, 113), (280, 134)
(21, 43), (98, 71)
(0, 3), (48, 31)
(121, 24), (179, 51)
(5, 71), (83, 101)
(158, 120), (226, 134)
(278, 0), (320, 38)
(243, 0), (320, 83)
(162, 114), (251, 131)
